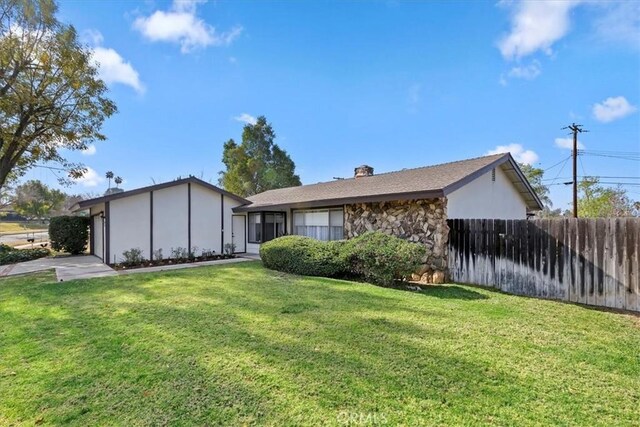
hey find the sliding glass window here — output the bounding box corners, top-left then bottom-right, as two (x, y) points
(248, 212), (285, 244)
(293, 208), (344, 241)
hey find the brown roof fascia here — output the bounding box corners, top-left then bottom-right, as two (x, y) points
(233, 189), (445, 212)
(72, 177), (250, 212)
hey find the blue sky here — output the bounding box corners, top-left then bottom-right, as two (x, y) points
(27, 0), (640, 209)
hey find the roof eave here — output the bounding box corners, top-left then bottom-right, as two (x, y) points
(441, 153), (543, 211)
(233, 189), (445, 212)
(74, 177), (250, 211)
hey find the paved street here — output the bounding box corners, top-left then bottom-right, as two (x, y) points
(0, 231), (48, 245)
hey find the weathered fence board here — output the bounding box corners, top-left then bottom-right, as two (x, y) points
(448, 218), (640, 312)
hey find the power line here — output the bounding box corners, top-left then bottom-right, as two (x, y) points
(543, 155), (572, 171)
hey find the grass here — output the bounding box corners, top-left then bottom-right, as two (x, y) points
(0, 221), (47, 233)
(0, 262), (638, 426)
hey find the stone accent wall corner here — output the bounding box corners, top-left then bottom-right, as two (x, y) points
(344, 198), (449, 283)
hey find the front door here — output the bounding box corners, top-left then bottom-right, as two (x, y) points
(232, 215), (246, 253)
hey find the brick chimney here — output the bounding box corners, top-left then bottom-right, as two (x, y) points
(354, 165), (374, 178)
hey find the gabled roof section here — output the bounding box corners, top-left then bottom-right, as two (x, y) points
(234, 153), (543, 212)
(71, 177), (250, 212)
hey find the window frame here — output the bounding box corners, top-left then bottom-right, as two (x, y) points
(247, 211), (287, 244)
(292, 206), (344, 242)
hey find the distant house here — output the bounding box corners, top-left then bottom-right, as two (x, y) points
(74, 153), (542, 272)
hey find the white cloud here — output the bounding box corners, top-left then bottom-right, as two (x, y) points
(507, 60), (541, 80)
(592, 96), (637, 123)
(593, 2), (640, 47)
(486, 143), (539, 165)
(554, 137), (584, 150)
(91, 47), (144, 93)
(84, 30), (144, 93)
(133, 0), (243, 53)
(82, 29), (104, 46)
(74, 167), (103, 187)
(81, 144), (97, 156)
(498, 0), (582, 60)
(234, 113), (257, 125)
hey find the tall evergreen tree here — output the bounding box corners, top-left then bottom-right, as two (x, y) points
(219, 116), (301, 197)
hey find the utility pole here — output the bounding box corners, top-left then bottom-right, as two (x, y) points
(562, 123), (588, 218)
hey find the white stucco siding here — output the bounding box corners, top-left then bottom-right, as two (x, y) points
(190, 184), (221, 254)
(246, 242), (261, 254)
(446, 166), (528, 219)
(109, 193), (151, 263)
(153, 184), (189, 258)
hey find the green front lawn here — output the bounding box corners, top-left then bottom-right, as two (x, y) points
(1, 262), (638, 426)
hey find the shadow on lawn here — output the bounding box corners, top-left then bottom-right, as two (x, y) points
(418, 285), (489, 301)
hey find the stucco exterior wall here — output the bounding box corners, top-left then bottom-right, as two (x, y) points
(190, 184), (221, 253)
(344, 198), (449, 281)
(109, 193), (151, 264)
(446, 166), (528, 219)
(152, 184), (189, 258)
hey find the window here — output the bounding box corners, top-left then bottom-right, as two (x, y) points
(264, 213), (285, 242)
(248, 212), (285, 244)
(293, 208), (344, 241)
(248, 213), (262, 243)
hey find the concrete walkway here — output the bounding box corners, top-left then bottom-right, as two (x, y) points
(0, 255), (117, 281)
(1, 255), (260, 282)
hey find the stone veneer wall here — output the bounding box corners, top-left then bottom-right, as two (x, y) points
(344, 198), (449, 283)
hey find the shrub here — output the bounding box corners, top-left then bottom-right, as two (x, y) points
(260, 231), (427, 286)
(121, 248), (145, 266)
(49, 216), (90, 255)
(260, 235), (347, 277)
(152, 248), (163, 261)
(342, 232), (426, 286)
(0, 247), (50, 265)
(170, 247), (188, 261)
(224, 243), (236, 255)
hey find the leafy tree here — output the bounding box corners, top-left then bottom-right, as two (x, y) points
(219, 116), (301, 197)
(0, 178), (14, 209)
(114, 176), (122, 188)
(13, 179), (65, 219)
(519, 163), (552, 209)
(0, 0), (117, 190)
(577, 178), (639, 218)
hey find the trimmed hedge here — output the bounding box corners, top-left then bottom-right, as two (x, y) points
(260, 236), (347, 277)
(342, 231), (426, 286)
(49, 216), (90, 255)
(260, 231), (427, 286)
(0, 247), (50, 265)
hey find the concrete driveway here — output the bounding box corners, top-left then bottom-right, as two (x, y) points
(0, 255), (117, 281)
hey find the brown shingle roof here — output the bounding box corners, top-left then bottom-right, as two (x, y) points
(235, 153), (543, 212)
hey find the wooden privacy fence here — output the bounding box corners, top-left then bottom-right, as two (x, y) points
(447, 218), (640, 312)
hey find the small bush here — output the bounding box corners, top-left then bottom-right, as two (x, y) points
(122, 248), (145, 266)
(152, 248), (163, 261)
(49, 216), (90, 255)
(170, 247), (188, 261)
(260, 232), (426, 286)
(342, 232), (426, 286)
(0, 247), (50, 265)
(260, 236), (347, 277)
(224, 243), (236, 255)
